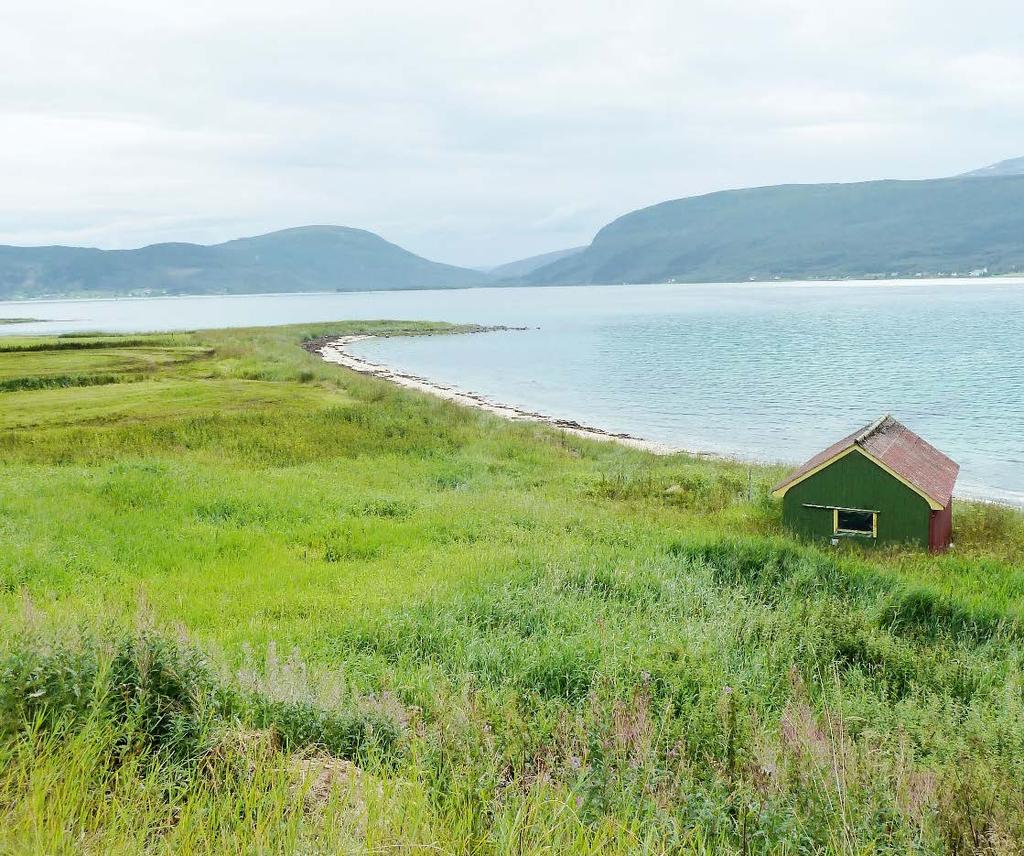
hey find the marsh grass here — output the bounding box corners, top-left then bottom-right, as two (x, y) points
(0, 321), (1022, 853)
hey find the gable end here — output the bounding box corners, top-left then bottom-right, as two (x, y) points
(772, 446), (943, 510)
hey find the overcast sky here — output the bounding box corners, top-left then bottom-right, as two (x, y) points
(2, 1), (1022, 267)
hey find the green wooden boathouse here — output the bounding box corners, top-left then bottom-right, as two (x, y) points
(772, 415), (959, 552)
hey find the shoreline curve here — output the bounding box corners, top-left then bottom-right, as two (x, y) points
(312, 332), (717, 457)
(310, 330), (1024, 508)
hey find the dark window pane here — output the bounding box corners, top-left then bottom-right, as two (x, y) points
(837, 509), (874, 534)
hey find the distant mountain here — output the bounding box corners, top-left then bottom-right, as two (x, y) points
(8, 165), (1024, 299)
(487, 246), (585, 279)
(523, 176), (1024, 285)
(960, 156), (1024, 178)
(0, 225), (488, 299)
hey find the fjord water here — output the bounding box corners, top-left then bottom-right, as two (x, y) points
(4, 280), (1023, 504)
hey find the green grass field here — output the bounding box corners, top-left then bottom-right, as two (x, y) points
(1, 322), (1023, 854)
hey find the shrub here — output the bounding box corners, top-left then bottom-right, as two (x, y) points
(0, 631), (407, 771)
(0, 633), (220, 764)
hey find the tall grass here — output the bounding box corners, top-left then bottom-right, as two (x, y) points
(0, 321), (1022, 853)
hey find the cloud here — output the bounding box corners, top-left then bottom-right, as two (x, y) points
(948, 52), (1024, 105)
(1, 0), (1021, 265)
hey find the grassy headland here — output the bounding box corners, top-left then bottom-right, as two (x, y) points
(1, 322), (1023, 853)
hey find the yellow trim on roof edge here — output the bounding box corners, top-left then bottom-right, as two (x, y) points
(772, 445), (943, 510)
(771, 446), (859, 499)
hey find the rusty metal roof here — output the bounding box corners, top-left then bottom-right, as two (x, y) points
(773, 415), (959, 509)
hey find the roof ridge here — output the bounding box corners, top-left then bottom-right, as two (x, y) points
(854, 413), (891, 445)
(773, 414), (958, 509)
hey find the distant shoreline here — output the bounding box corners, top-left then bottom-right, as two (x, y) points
(3, 274), (1024, 307)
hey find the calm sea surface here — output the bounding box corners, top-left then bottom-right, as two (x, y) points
(4, 280), (1023, 505)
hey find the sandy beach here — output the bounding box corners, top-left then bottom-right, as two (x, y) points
(314, 334), (700, 456)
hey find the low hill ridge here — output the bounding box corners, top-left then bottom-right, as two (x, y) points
(960, 156), (1024, 178)
(0, 226), (488, 298)
(487, 246), (586, 278)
